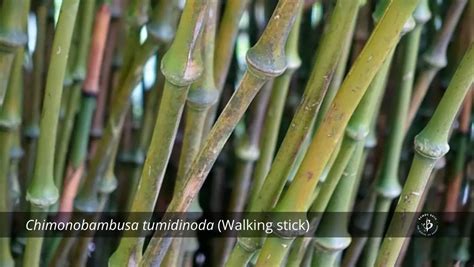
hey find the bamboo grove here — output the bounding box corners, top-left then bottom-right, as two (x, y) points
(0, 0), (473, 266)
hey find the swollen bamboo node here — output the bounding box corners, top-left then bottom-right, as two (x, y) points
(146, 0), (181, 44)
(414, 135), (450, 160)
(187, 87), (219, 111)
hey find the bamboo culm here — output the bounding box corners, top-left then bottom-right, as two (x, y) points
(312, 143), (365, 267)
(59, 3), (111, 214)
(248, 4), (303, 207)
(254, 1), (420, 265)
(140, 1), (302, 266)
(362, 2), (430, 265)
(405, 0), (467, 131)
(0, 0), (29, 264)
(375, 43), (474, 267)
(284, 5), (361, 264)
(109, 0), (207, 265)
(23, 0), (49, 186)
(163, 1), (219, 265)
(227, 1), (361, 264)
(0, 48), (26, 267)
(23, 0), (80, 266)
(73, 0), (179, 214)
(204, 0), (250, 133)
(0, 0), (28, 106)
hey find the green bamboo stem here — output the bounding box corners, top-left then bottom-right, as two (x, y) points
(121, 0), (184, 210)
(204, 0), (251, 133)
(309, 45), (392, 228)
(362, 3), (430, 265)
(74, 0), (178, 213)
(23, 0), (80, 265)
(375, 43), (474, 267)
(23, 0), (49, 187)
(163, 1), (219, 265)
(140, 1), (301, 266)
(310, 38), (393, 246)
(312, 2), (358, 132)
(52, 0), (96, 211)
(453, 181), (474, 265)
(443, 92), (472, 220)
(274, 0), (417, 212)
(59, 3), (111, 214)
(71, 2), (183, 263)
(52, 83), (80, 200)
(109, 0), (207, 265)
(227, 0), (365, 264)
(125, 52), (166, 210)
(249, 5), (303, 206)
(286, 237), (312, 267)
(405, 0), (467, 132)
(247, 0), (360, 216)
(254, 1), (419, 265)
(350, 0), (371, 63)
(340, 171), (376, 267)
(312, 143), (365, 267)
(229, 80), (273, 213)
(443, 3), (473, 219)
(218, 81), (273, 265)
(0, 45), (25, 267)
(89, 0), (124, 152)
(0, 0), (28, 106)
(121, 0), (150, 72)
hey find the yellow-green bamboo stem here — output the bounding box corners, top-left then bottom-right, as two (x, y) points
(228, 1), (364, 264)
(74, 0), (179, 213)
(375, 43), (474, 267)
(59, 3), (111, 215)
(309, 52), (390, 223)
(405, 0), (467, 132)
(109, 0), (207, 265)
(312, 143), (365, 267)
(0, 46), (25, 267)
(23, 0), (79, 265)
(141, 1), (302, 266)
(249, 5), (303, 206)
(255, 1), (419, 265)
(23, 0), (49, 187)
(313, 2), (358, 131)
(204, 0), (251, 133)
(363, 3), (430, 265)
(163, 1), (219, 265)
(52, 0), (96, 212)
(0, 0), (28, 106)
